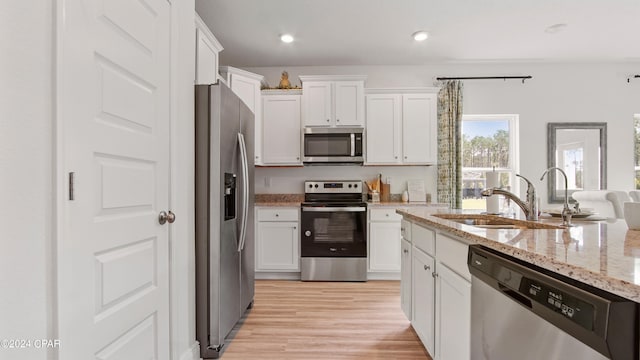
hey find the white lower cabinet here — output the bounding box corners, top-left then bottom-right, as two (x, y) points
(255, 208), (299, 272)
(435, 263), (471, 360)
(402, 221), (472, 360)
(369, 221), (401, 271)
(400, 238), (412, 320)
(412, 246), (436, 356)
(367, 208), (404, 279)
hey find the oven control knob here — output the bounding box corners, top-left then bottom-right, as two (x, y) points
(314, 184), (318, 188)
(304, 230), (311, 237)
(354, 183), (358, 188)
(348, 184), (352, 188)
(308, 184), (313, 188)
(329, 248), (337, 252)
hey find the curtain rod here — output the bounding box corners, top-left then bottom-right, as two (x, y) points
(628, 75), (640, 83)
(436, 76), (532, 84)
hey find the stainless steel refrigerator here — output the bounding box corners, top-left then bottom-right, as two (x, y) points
(195, 83), (255, 359)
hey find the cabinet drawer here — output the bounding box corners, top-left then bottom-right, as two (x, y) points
(412, 224), (435, 256)
(369, 208), (403, 222)
(257, 208), (299, 222)
(436, 234), (471, 281)
(401, 219), (412, 241)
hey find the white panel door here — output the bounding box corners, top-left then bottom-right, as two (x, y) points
(59, 0), (171, 358)
(368, 221), (401, 272)
(402, 94), (436, 164)
(262, 95), (301, 164)
(412, 247), (436, 356)
(365, 94), (401, 164)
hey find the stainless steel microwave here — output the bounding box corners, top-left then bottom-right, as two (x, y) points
(302, 127), (364, 165)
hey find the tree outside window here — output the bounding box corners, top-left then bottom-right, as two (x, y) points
(461, 115), (519, 210)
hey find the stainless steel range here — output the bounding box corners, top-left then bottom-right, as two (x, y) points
(300, 180), (367, 281)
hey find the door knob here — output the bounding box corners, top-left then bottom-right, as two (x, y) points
(305, 230), (312, 237)
(159, 210), (176, 225)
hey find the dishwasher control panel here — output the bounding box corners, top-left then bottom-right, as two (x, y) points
(469, 250), (595, 331)
(521, 277), (595, 330)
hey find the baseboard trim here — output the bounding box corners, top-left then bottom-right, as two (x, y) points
(366, 272), (401, 280)
(255, 272), (301, 280)
(179, 342), (200, 360)
(255, 271), (400, 281)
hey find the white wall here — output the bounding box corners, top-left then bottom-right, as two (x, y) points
(0, 1), (53, 359)
(246, 63), (640, 206)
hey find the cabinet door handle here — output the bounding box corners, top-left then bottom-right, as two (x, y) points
(403, 249), (409, 254)
(293, 226), (297, 230)
(326, 119), (330, 122)
(424, 265), (430, 271)
(404, 156), (408, 159)
(395, 156), (398, 159)
(337, 118), (340, 122)
(385, 213), (389, 217)
(432, 272), (438, 278)
(275, 213), (279, 217)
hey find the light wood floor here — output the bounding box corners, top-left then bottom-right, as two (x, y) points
(221, 280), (432, 360)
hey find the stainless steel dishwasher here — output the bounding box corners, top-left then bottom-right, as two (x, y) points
(468, 245), (638, 360)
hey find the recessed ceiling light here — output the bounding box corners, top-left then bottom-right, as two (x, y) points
(412, 31), (429, 42)
(280, 34), (294, 43)
(545, 23), (568, 34)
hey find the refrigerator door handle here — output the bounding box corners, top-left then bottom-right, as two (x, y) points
(237, 132), (249, 252)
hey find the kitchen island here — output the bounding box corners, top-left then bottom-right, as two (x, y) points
(397, 207), (640, 301)
(397, 207), (640, 360)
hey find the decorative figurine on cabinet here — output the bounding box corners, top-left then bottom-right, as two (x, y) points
(278, 71), (292, 89)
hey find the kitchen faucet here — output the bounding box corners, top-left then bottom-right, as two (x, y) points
(540, 167), (575, 227)
(481, 174), (538, 221)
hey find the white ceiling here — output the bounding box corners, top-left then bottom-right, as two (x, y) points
(196, 0), (640, 67)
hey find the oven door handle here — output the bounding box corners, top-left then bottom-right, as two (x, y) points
(302, 206), (366, 212)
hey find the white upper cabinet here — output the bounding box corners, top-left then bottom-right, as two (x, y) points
(261, 91), (302, 165)
(365, 89), (438, 165)
(365, 94), (402, 164)
(402, 93), (437, 164)
(195, 13), (223, 85)
(300, 75), (366, 127)
(219, 66), (265, 165)
(301, 81), (332, 126)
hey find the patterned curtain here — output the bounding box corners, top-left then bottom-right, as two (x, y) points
(437, 81), (464, 208)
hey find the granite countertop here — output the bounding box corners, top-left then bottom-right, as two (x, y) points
(396, 207), (640, 302)
(255, 194), (303, 207)
(368, 201), (447, 207)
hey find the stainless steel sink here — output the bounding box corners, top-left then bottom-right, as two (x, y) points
(432, 214), (562, 230)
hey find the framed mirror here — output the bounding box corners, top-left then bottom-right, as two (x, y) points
(547, 122), (607, 203)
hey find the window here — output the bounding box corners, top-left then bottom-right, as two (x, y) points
(635, 115), (640, 189)
(461, 115), (519, 210)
